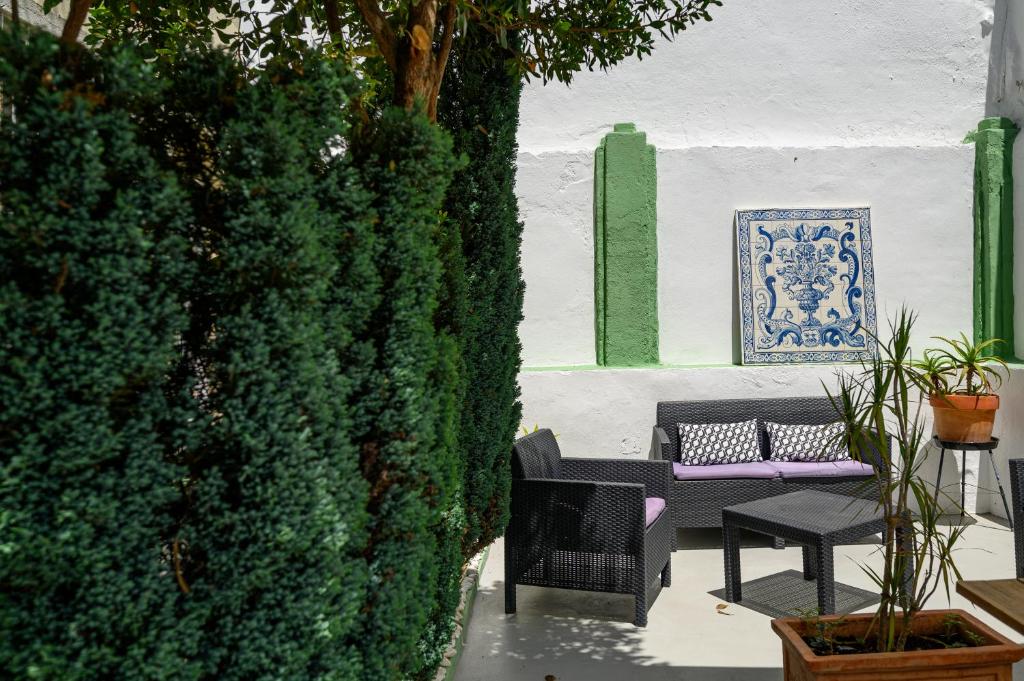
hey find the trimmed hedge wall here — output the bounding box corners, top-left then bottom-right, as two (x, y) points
(0, 33), (476, 681)
(0, 34), (197, 679)
(349, 107), (459, 681)
(148, 54), (372, 680)
(439, 33), (526, 559)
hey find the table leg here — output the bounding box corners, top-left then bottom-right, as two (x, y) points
(934, 447), (946, 504)
(988, 450), (1014, 530)
(802, 545), (816, 580)
(723, 522), (742, 603)
(815, 541), (835, 615)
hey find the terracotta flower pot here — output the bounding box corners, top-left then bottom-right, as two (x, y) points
(928, 393), (999, 443)
(772, 609), (1024, 681)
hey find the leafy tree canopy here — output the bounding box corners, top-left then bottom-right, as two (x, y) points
(64, 0), (721, 118)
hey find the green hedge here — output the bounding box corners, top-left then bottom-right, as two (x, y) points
(0, 30), (506, 681)
(148, 54), (371, 680)
(349, 107), (459, 681)
(0, 34), (197, 679)
(439, 33), (525, 559)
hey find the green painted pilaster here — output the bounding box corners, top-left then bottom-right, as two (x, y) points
(594, 123), (659, 366)
(972, 116), (1018, 358)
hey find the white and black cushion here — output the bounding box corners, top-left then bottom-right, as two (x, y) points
(677, 419), (761, 466)
(766, 421), (850, 462)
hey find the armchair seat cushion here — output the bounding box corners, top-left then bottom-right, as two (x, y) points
(645, 497), (667, 527)
(767, 461), (874, 479)
(672, 461), (779, 481)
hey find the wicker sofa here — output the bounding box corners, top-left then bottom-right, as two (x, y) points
(505, 428), (674, 626)
(651, 397), (881, 539)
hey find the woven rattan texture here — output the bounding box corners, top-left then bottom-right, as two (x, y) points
(723, 490), (888, 614)
(654, 398), (881, 531)
(1011, 459), (1023, 579)
(506, 429), (673, 626)
(657, 397), (840, 462)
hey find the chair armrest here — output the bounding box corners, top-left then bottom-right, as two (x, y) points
(508, 478), (646, 554)
(650, 426), (671, 461)
(560, 458), (671, 501)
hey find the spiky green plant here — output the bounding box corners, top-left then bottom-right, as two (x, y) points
(911, 350), (952, 396)
(930, 333), (1008, 396)
(827, 308), (967, 653)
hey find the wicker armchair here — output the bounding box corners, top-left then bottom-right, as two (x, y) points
(1010, 459), (1023, 579)
(505, 429), (673, 626)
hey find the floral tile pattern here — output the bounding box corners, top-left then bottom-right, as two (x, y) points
(736, 208), (877, 365)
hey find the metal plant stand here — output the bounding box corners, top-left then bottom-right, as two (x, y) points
(932, 436), (1013, 529)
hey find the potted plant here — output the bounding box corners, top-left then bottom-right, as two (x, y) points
(771, 309), (1024, 680)
(921, 334), (1008, 443)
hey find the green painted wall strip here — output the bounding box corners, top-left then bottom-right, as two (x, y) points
(593, 123), (660, 366)
(972, 116), (1019, 358)
(594, 142), (607, 365)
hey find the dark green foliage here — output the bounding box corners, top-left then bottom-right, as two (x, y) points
(0, 29), (473, 681)
(417, 197), (469, 678)
(349, 108), (459, 681)
(0, 33), (197, 680)
(140, 53), (371, 680)
(439, 32), (525, 558)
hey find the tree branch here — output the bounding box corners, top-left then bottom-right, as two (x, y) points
(353, 0), (398, 71)
(323, 0), (342, 39)
(61, 0), (92, 44)
(427, 0), (457, 119)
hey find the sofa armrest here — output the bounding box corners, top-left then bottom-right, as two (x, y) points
(850, 430), (891, 478)
(650, 426), (671, 461)
(508, 478), (646, 555)
(560, 457), (671, 501)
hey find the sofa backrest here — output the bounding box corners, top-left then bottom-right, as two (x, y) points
(656, 397), (839, 462)
(512, 428), (562, 479)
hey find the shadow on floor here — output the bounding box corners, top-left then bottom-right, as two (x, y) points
(709, 569), (878, 618)
(455, 579), (783, 681)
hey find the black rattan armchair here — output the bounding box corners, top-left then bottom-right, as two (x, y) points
(504, 429), (673, 627)
(1010, 459), (1023, 578)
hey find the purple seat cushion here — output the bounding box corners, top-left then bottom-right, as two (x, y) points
(645, 497), (666, 527)
(672, 461), (779, 481)
(767, 461), (874, 479)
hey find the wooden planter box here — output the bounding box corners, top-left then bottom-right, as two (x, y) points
(772, 609), (1024, 681)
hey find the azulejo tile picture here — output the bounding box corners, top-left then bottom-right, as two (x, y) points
(736, 208), (878, 365)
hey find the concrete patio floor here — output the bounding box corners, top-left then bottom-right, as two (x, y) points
(454, 514), (1023, 681)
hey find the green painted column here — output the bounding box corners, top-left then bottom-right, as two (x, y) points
(594, 123), (659, 366)
(972, 116), (1018, 358)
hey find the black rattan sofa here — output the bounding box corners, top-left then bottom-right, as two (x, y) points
(505, 429), (674, 626)
(651, 397), (881, 541)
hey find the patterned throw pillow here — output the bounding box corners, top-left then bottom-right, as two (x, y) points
(677, 419), (761, 466)
(766, 421), (850, 462)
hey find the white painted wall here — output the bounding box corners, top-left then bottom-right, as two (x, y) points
(514, 1), (1024, 518)
(991, 0), (1024, 357)
(517, 0), (995, 368)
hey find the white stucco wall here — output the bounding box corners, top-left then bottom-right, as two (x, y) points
(517, 0), (995, 368)
(514, 1), (1024, 518)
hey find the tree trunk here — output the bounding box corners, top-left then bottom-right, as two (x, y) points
(394, 43), (438, 119)
(61, 0), (92, 44)
(393, 1), (441, 120)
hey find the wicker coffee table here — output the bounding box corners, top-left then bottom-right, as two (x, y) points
(722, 490), (888, 615)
